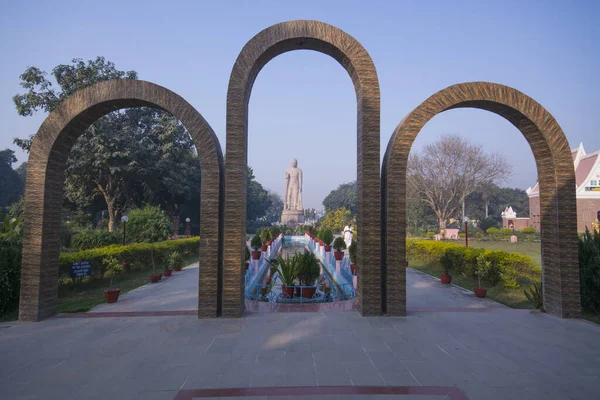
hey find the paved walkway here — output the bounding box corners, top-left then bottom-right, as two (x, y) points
(90, 265), (504, 313)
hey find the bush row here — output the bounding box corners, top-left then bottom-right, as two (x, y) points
(406, 239), (541, 288)
(59, 237), (200, 280)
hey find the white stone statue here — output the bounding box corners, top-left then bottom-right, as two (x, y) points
(284, 158), (303, 211)
(343, 224), (354, 249)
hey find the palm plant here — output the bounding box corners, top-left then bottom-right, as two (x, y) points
(267, 255), (298, 287)
(260, 229), (273, 246)
(0, 215), (21, 234)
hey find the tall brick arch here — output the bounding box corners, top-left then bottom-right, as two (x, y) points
(223, 20), (382, 316)
(382, 82), (581, 318)
(19, 80), (224, 321)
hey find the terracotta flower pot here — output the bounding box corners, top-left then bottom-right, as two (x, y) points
(301, 286), (317, 298)
(319, 240), (324, 246)
(267, 240), (272, 246)
(281, 285), (295, 298)
(164, 269), (172, 277)
(174, 266), (182, 272)
(252, 250), (261, 260)
(333, 251), (343, 261)
(440, 274), (452, 284)
(324, 245), (332, 252)
(261, 245), (268, 252)
(150, 274), (160, 283)
(351, 264), (357, 275)
(474, 288), (487, 298)
(103, 288), (120, 303)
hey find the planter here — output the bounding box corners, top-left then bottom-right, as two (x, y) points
(319, 240), (324, 246)
(261, 245), (268, 252)
(301, 286), (317, 299)
(245, 263), (249, 271)
(164, 269), (172, 277)
(252, 250), (261, 260)
(333, 251), (343, 261)
(281, 285), (295, 298)
(260, 287), (270, 296)
(174, 266), (182, 272)
(267, 240), (273, 246)
(474, 288), (487, 298)
(150, 274), (160, 283)
(440, 274), (452, 284)
(103, 288), (120, 303)
(351, 264), (357, 275)
(324, 245), (332, 252)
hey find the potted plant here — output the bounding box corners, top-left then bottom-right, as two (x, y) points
(268, 255), (298, 299)
(150, 245), (160, 283)
(348, 239), (357, 275)
(439, 250), (453, 284)
(319, 229), (334, 252)
(332, 237), (346, 261)
(164, 263), (173, 277)
(260, 229), (272, 252)
(474, 254), (491, 298)
(250, 234), (262, 260)
(245, 246), (251, 271)
(102, 256), (123, 303)
(297, 251), (321, 298)
(169, 251), (184, 272)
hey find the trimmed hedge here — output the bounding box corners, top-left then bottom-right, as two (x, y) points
(59, 237), (200, 280)
(71, 229), (120, 251)
(407, 239), (540, 288)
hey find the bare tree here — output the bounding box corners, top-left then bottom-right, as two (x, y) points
(408, 135), (512, 232)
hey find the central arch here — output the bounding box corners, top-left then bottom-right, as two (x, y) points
(223, 20), (382, 317)
(382, 82), (581, 318)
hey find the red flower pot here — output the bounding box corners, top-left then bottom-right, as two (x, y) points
(474, 288), (487, 298)
(150, 274), (160, 283)
(267, 240), (273, 246)
(174, 266), (182, 272)
(164, 269), (172, 277)
(103, 288), (120, 303)
(440, 274), (452, 284)
(319, 241), (324, 246)
(261, 245), (268, 252)
(351, 264), (357, 275)
(281, 285), (295, 298)
(301, 286), (317, 299)
(252, 250), (261, 260)
(324, 245), (332, 252)
(333, 251), (343, 261)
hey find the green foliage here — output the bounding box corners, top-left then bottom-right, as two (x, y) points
(520, 226), (536, 234)
(250, 234), (263, 251)
(59, 237), (199, 280)
(102, 256), (123, 288)
(479, 217), (498, 232)
(499, 228), (514, 238)
(333, 237), (346, 252)
(579, 228), (600, 314)
(486, 227), (499, 237)
(246, 166), (272, 226)
(319, 208), (351, 234)
(426, 231), (436, 239)
(71, 229), (120, 250)
(0, 214), (22, 234)
(0, 149), (24, 208)
(259, 228), (273, 245)
(524, 281), (544, 310)
(270, 225), (281, 239)
(267, 255), (299, 287)
(167, 251), (184, 270)
(0, 231), (22, 316)
(318, 229), (334, 246)
(475, 254), (492, 289)
(297, 251), (321, 286)
(348, 239), (357, 264)
(323, 181), (357, 216)
(126, 206), (171, 243)
(245, 246), (251, 263)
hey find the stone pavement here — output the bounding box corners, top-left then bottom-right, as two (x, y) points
(1, 308), (599, 399)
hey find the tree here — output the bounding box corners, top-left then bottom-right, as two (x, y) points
(264, 191), (284, 224)
(408, 135), (512, 232)
(0, 149), (24, 208)
(322, 181), (357, 216)
(319, 208), (352, 233)
(246, 166), (272, 224)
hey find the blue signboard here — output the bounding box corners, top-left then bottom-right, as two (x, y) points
(71, 261), (91, 278)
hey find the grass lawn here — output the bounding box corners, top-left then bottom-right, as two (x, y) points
(56, 253), (198, 313)
(409, 259), (537, 309)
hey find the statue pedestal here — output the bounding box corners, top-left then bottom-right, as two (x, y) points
(281, 210), (305, 226)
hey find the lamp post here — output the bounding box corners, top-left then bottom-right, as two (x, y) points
(121, 215), (128, 245)
(185, 218), (191, 238)
(464, 217), (470, 248)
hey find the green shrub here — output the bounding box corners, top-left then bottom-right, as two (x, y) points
(250, 234), (263, 251)
(168, 251), (184, 270)
(348, 239), (357, 264)
(260, 229), (272, 245)
(126, 206), (171, 243)
(297, 251), (321, 286)
(486, 227), (499, 238)
(426, 231), (436, 239)
(524, 281), (543, 310)
(521, 227), (536, 234)
(59, 237), (199, 280)
(499, 228), (513, 238)
(71, 229), (120, 250)
(475, 254), (492, 289)
(0, 231), (22, 316)
(333, 237), (346, 252)
(579, 228), (600, 314)
(479, 217), (498, 232)
(102, 256), (123, 288)
(318, 229), (334, 246)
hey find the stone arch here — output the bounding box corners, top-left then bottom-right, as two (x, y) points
(382, 82), (580, 318)
(223, 20), (382, 316)
(19, 79), (224, 321)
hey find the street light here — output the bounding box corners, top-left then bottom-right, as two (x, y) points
(185, 217), (191, 238)
(464, 217), (470, 248)
(121, 215), (128, 245)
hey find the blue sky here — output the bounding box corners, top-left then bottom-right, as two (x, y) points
(1, 0), (598, 211)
